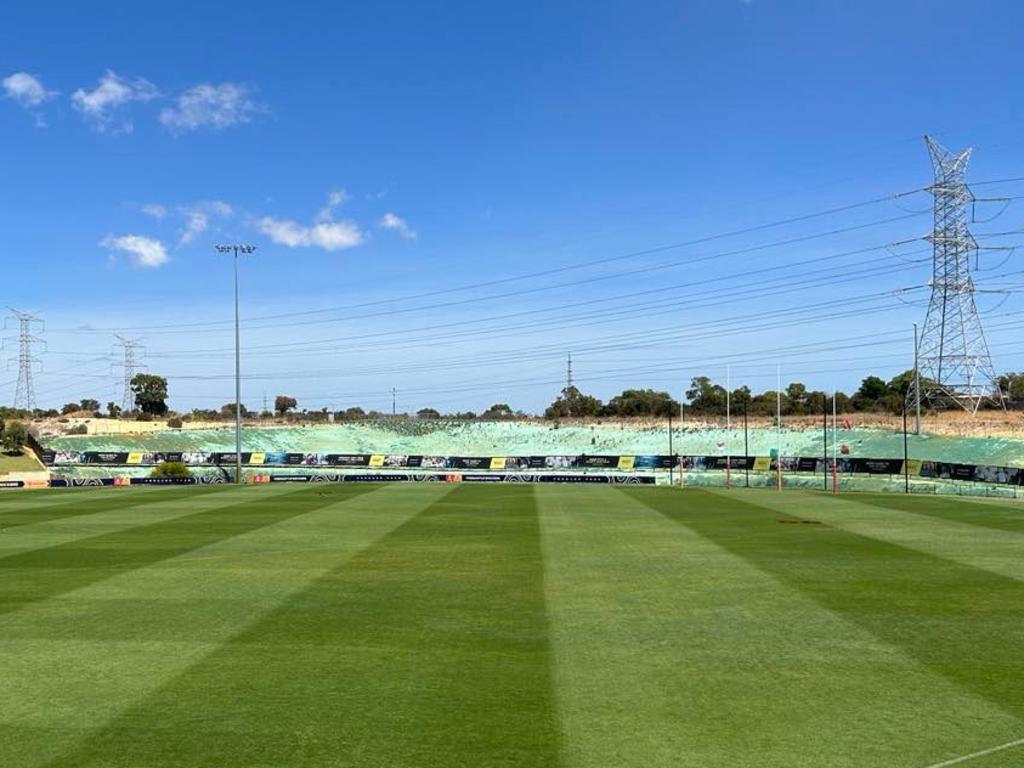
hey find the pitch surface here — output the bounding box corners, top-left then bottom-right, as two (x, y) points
(1, 484), (1022, 767)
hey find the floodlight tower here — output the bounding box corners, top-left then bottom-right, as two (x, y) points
(216, 243), (256, 484)
(114, 335), (145, 413)
(5, 308), (44, 412)
(908, 136), (1001, 413)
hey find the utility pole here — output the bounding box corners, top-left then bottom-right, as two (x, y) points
(114, 335), (144, 414)
(908, 136), (1002, 413)
(913, 322), (922, 435)
(392, 387), (397, 416)
(566, 352), (574, 389)
(215, 244), (256, 484)
(5, 308), (44, 412)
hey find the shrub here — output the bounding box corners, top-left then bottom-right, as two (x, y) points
(66, 424), (88, 435)
(151, 461), (191, 478)
(136, 412), (154, 422)
(167, 417), (183, 429)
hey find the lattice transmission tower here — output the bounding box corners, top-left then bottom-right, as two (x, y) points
(114, 336), (145, 413)
(908, 136), (1002, 413)
(4, 308), (44, 412)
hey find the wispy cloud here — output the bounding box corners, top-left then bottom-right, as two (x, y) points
(316, 189), (349, 222)
(100, 234), (169, 268)
(72, 71), (159, 133)
(160, 83), (259, 134)
(377, 212), (417, 240)
(141, 203), (167, 219)
(178, 200), (234, 245)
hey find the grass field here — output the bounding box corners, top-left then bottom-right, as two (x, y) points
(0, 450), (42, 474)
(1, 484), (1022, 767)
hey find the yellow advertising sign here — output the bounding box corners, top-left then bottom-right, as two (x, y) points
(617, 456), (636, 471)
(127, 452), (144, 465)
(902, 459), (923, 477)
(368, 455), (385, 468)
(490, 457), (507, 470)
(753, 456), (772, 472)
(249, 452), (265, 466)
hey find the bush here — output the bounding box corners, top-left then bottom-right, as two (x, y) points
(151, 461), (191, 478)
(2, 421), (28, 453)
(66, 424), (88, 435)
(136, 412), (154, 422)
(167, 417), (183, 429)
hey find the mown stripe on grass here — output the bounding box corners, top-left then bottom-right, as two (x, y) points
(628, 487), (1024, 723)
(1, 483), (451, 768)
(713, 489), (1024, 584)
(46, 484), (561, 768)
(0, 486), (277, 562)
(0, 484), (378, 618)
(0, 485), (233, 529)
(539, 485), (1021, 768)
(855, 493), (1024, 535)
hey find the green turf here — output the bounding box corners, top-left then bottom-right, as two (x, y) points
(0, 484), (1022, 767)
(0, 450), (41, 474)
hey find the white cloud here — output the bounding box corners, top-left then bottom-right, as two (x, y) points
(377, 212), (417, 240)
(100, 234), (169, 268)
(207, 200), (233, 217)
(180, 211), (209, 245)
(315, 189), (349, 222)
(159, 83), (258, 133)
(256, 190), (364, 252)
(72, 71), (159, 133)
(141, 203), (167, 219)
(3, 72), (56, 108)
(177, 200), (233, 245)
(257, 217), (364, 251)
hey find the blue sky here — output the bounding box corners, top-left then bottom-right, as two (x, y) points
(2, 0), (1024, 414)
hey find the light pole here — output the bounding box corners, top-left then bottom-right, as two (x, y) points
(216, 244), (256, 484)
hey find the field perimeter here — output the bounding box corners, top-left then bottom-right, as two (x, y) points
(1, 485), (1023, 767)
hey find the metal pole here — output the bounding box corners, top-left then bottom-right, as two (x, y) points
(233, 250), (242, 484)
(668, 406), (674, 487)
(913, 322), (921, 435)
(726, 365), (731, 490)
(822, 392), (828, 492)
(743, 400), (749, 488)
(776, 363), (782, 491)
(832, 389), (838, 495)
(903, 405), (910, 494)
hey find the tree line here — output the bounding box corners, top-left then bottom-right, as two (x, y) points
(3, 367), (1019, 425)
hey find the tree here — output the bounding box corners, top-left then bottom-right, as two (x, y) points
(481, 403), (514, 419)
(545, 386), (602, 419)
(604, 389), (680, 417)
(416, 408), (441, 419)
(998, 372), (1024, 407)
(106, 401), (121, 418)
(131, 374), (169, 415)
(61, 402), (80, 415)
(785, 382), (808, 414)
(79, 398), (101, 413)
(685, 377), (726, 414)
(274, 395), (298, 416)
(2, 421), (28, 453)
(220, 402), (252, 419)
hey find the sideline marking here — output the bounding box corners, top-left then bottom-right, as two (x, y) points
(924, 737), (1024, 767)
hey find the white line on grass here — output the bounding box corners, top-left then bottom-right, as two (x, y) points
(924, 737), (1024, 767)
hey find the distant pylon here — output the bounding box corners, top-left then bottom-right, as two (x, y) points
(5, 308), (44, 412)
(566, 352), (574, 389)
(114, 335), (144, 413)
(908, 136), (1002, 413)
